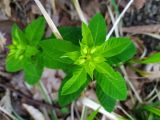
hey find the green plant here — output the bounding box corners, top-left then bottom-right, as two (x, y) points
(41, 13), (136, 112)
(6, 13), (136, 112)
(6, 17), (46, 84)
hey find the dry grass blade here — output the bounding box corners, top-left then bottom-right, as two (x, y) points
(81, 97), (118, 120)
(0, 90), (16, 120)
(34, 0), (63, 39)
(122, 25), (160, 34)
(23, 104), (45, 120)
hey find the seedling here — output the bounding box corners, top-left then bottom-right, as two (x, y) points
(6, 13), (137, 112)
(6, 17), (46, 84)
(41, 13), (136, 112)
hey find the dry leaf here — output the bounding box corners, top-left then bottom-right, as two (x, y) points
(23, 104), (45, 120)
(134, 0), (146, 10)
(0, 0), (11, 17)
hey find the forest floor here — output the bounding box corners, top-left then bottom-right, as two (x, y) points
(0, 0), (160, 120)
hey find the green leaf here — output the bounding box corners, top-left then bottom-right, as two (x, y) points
(87, 107), (100, 120)
(102, 37), (135, 58)
(106, 39), (136, 65)
(58, 75), (88, 106)
(62, 51), (81, 61)
(25, 17), (46, 46)
(96, 83), (116, 112)
(61, 67), (87, 95)
(95, 62), (127, 100)
(84, 61), (95, 79)
(59, 26), (82, 45)
(6, 55), (24, 72)
(12, 24), (25, 45)
(23, 55), (43, 84)
(40, 39), (79, 69)
(141, 53), (160, 64)
(81, 23), (94, 47)
(89, 13), (107, 45)
(143, 105), (160, 117)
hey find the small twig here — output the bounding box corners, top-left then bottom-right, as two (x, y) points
(106, 0), (134, 40)
(34, 0), (63, 39)
(117, 105), (134, 120)
(0, 106), (16, 120)
(120, 65), (143, 103)
(0, 83), (58, 110)
(72, 0), (88, 24)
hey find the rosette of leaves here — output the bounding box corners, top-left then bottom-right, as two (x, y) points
(41, 13), (136, 112)
(6, 17), (46, 84)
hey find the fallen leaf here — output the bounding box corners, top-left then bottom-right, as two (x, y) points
(134, 0), (146, 10)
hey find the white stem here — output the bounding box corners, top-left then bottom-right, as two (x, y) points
(106, 0), (134, 40)
(72, 0), (88, 24)
(107, 6), (119, 37)
(34, 0), (63, 39)
(81, 97), (118, 120)
(80, 106), (88, 120)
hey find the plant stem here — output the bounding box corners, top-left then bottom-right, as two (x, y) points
(37, 81), (58, 120)
(80, 106), (88, 120)
(72, 0), (88, 24)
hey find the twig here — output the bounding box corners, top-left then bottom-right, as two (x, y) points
(117, 105), (134, 120)
(106, 0), (134, 40)
(0, 106), (16, 120)
(34, 0), (62, 39)
(72, 0), (88, 24)
(120, 65), (143, 103)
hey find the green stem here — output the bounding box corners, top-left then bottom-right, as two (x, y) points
(37, 81), (58, 120)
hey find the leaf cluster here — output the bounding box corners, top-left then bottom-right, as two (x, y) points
(6, 13), (136, 112)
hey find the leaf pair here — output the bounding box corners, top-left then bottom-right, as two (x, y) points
(6, 17), (46, 84)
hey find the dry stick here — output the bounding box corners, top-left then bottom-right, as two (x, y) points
(34, 0), (62, 39)
(106, 0), (134, 40)
(72, 0), (88, 24)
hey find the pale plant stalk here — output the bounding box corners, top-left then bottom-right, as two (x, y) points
(81, 97), (125, 120)
(80, 106), (88, 120)
(38, 81), (58, 120)
(72, 0), (88, 24)
(50, 0), (57, 15)
(34, 0), (62, 39)
(106, 0), (134, 40)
